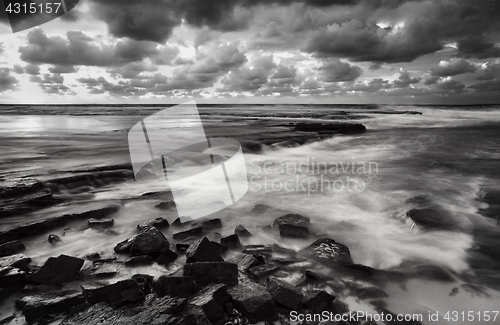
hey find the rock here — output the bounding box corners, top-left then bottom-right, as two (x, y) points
(84, 279), (145, 307)
(228, 281), (278, 323)
(115, 226), (170, 256)
(342, 279), (388, 299)
(201, 219), (222, 230)
(137, 218), (169, 232)
(153, 276), (197, 298)
(252, 204), (271, 213)
(48, 234), (61, 244)
(132, 274), (154, 295)
(266, 277), (303, 309)
(189, 284), (231, 324)
(299, 238), (353, 266)
(407, 207), (457, 230)
(0, 240), (25, 257)
(184, 262), (238, 287)
(0, 178), (43, 198)
(89, 263), (118, 277)
(125, 255), (154, 266)
(235, 225), (251, 237)
(0, 189), (61, 217)
(155, 200), (176, 210)
(0, 254), (31, 270)
(303, 290), (335, 313)
(227, 253), (265, 271)
(273, 271), (307, 286)
(248, 263), (279, 278)
(83, 252), (101, 260)
(294, 122), (366, 134)
(88, 218), (114, 228)
(0, 267), (26, 288)
(173, 227), (203, 241)
(210, 241), (227, 254)
(175, 237), (197, 253)
(342, 263), (375, 277)
(274, 214), (310, 238)
(220, 234), (241, 250)
(16, 290), (86, 324)
(243, 245), (272, 255)
(157, 249), (179, 266)
(186, 237), (224, 263)
(28, 255), (84, 285)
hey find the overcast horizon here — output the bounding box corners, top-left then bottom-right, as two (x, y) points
(1, 0), (500, 105)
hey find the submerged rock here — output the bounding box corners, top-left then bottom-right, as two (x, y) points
(274, 214), (310, 238)
(299, 238), (353, 266)
(154, 200), (176, 210)
(28, 255), (84, 285)
(88, 218), (114, 228)
(0, 240), (25, 257)
(48, 234), (61, 244)
(235, 225), (252, 237)
(228, 280), (278, 323)
(252, 204), (272, 214)
(184, 262), (238, 287)
(185, 237), (224, 263)
(407, 207), (457, 230)
(294, 122), (366, 134)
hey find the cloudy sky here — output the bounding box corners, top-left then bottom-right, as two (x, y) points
(1, 0), (500, 104)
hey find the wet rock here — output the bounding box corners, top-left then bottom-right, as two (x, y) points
(132, 274), (154, 295)
(303, 290), (335, 313)
(266, 276), (303, 309)
(0, 267), (26, 288)
(201, 219), (222, 230)
(115, 226), (170, 256)
(220, 234), (241, 250)
(175, 237), (197, 253)
(16, 290), (85, 324)
(125, 255), (154, 266)
(342, 263), (375, 277)
(274, 214), (310, 238)
(155, 200), (176, 210)
(28, 255), (84, 285)
(210, 241), (228, 254)
(0, 178), (43, 198)
(342, 279), (388, 299)
(0, 189), (61, 217)
(48, 234), (61, 244)
(252, 204), (272, 213)
(0, 240), (25, 257)
(189, 284), (231, 324)
(89, 263), (118, 278)
(273, 271), (307, 286)
(228, 281), (278, 323)
(137, 218), (169, 232)
(248, 263), (279, 278)
(0, 254), (31, 270)
(153, 276), (197, 298)
(84, 279), (145, 307)
(184, 262), (238, 287)
(186, 237), (224, 263)
(299, 238), (353, 266)
(83, 252), (101, 260)
(157, 249), (179, 266)
(227, 253), (265, 271)
(407, 207), (457, 230)
(88, 218), (114, 228)
(173, 227), (203, 241)
(243, 245), (272, 255)
(294, 122), (366, 134)
(235, 225), (252, 237)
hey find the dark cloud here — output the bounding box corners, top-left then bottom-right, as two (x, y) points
(29, 73), (74, 95)
(12, 64), (24, 74)
(348, 78), (391, 92)
(318, 59), (362, 82)
(475, 63), (500, 81)
(457, 38), (500, 59)
(393, 70), (420, 88)
(48, 65), (78, 74)
(424, 76), (440, 85)
(0, 43), (4, 54)
(430, 58), (476, 77)
(220, 55), (275, 92)
(19, 29), (158, 67)
(78, 75), (149, 97)
(259, 64), (299, 94)
(468, 79), (500, 92)
(0, 68), (18, 92)
(24, 64), (40, 75)
(435, 78), (465, 93)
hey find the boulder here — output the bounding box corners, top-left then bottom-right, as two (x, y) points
(299, 238), (353, 266)
(17, 290), (85, 323)
(274, 214), (310, 238)
(0, 254), (31, 270)
(248, 264), (279, 278)
(88, 218), (114, 228)
(155, 200), (176, 210)
(220, 234), (241, 250)
(83, 279), (145, 307)
(252, 204), (271, 214)
(0, 267), (26, 288)
(266, 277), (303, 309)
(173, 227), (203, 241)
(153, 276), (197, 298)
(201, 219), (222, 230)
(115, 226), (169, 256)
(132, 274), (154, 295)
(303, 290), (335, 313)
(210, 241), (227, 254)
(189, 284), (231, 323)
(175, 237), (197, 253)
(184, 262), (238, 287)
(157, 249), (179, 266)
(186, 237), (224, 263)
(125, 255), (154, 266)
(48, 234), (61, 244)
(0, 240), (25, 257)
(407, 208), (457, 230)
(137, 218), (169, 232)
(227, 254), (265, 271)
(235, 225), (251, 237)
(228, 281), (278, 323)
(28, 255), (84, 285)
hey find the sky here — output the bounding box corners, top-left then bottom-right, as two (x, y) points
(1, 0), (500, 104)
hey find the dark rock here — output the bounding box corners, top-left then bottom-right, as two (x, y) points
(132, 274), (154, 295)
(186, 237), (224, 263)
(16, 290), (85, 324)
(84, 279), (145, 307)
(125, 255), (154, 266)
(252, 204), (272, 213)
(157, 249), (179, 266)
(0, 267), (26, 288)
(0, 240), (25, 257)
(28, 255), (84, 285)
(175, 237), (197, 253)
(137, 218), (169, 232)
(342, 263), (375, 277)
(248, 263), (279, 278)
(201, 219), (222, 230)
(220, 234), (241, 250)
(153, 276), (197, 298)
(210, 241), (228, 254)
(115, 226), (170, 256)
(303, 290), (335, 313)
(407, 207), (457, 230)
(89, 263), (118, 277)
(266, 276), (303, 309)
(228, 281), (278, 323)
(0, 254), (31, 270)
(227, 253), (265, 271)
(235, 225), (251, 237)
(155, 200), (176, 210)
(0, 178), (43, 198)
(274, 214), (310, 238)
(342, 279), (388, 299)
(184, 262), (238, 287)
(83, 252), (101, 260)
(173, 227), (203, 241)
(0, 189), (61, 217)
(294, 122), (366, 134)
(48, 234), (61, 244)
(88, 218), (114, 228)
(299, 238), (353, 266)
(189, 284), (231, 323)
(243, 245), (272, 255)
